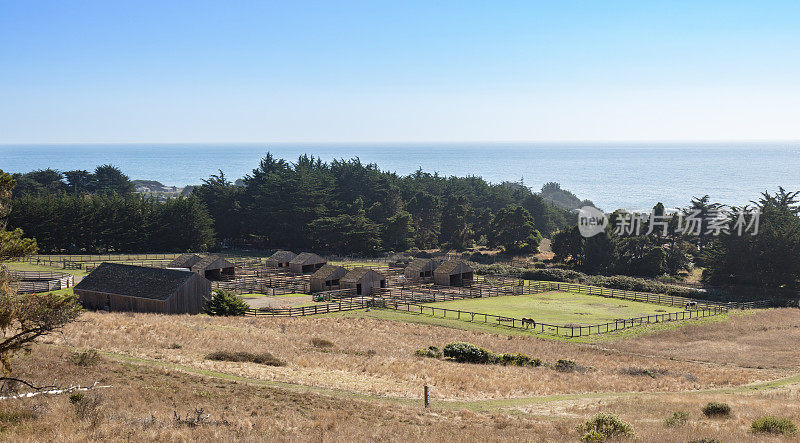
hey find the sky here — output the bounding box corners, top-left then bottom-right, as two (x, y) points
(1, 1), (799, 144)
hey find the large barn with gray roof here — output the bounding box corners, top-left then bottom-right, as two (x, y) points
(74, 263), (211, 314)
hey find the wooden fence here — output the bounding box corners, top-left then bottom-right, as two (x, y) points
(6, 270), (74, 294)
(377, 300), (727, 337)
(523, 280), (741, 309)
(245, 298), (372, 317)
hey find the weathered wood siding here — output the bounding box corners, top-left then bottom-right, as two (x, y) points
(75, 274), (210, 314)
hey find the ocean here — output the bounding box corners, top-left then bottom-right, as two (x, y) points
(2, 142), (799, 211)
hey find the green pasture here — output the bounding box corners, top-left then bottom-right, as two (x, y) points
(425, 291), (682, 326)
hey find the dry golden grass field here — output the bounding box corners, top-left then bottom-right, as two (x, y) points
(2, 308), (800, 441)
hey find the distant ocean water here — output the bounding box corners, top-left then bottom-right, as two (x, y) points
(2, 142), (799, 211)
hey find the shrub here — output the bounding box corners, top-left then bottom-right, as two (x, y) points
(70, 349), (100, 367)
(701, 402), (731, 418)
(578, 413), (633, 441)
(751, 416), (797, 435)
(688, 439), (721, 443)
(169, 343), (182, 349)
(310, 337), (334, 348)
(554, 359), (578, 372)
(205, 351), (285, 366)
(415, 346), (442, 359)
(204, 290), (249, 316)
(490, 353), (542, 367)
(69, 392), (86, 404)
(664, 411), (689, 427)
(442, 342), (492, 364)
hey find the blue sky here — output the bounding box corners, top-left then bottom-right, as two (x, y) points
(1, 1), (799, 143)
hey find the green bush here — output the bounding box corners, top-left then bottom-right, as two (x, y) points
(489, 353), (542, 367)
(204, 290), (249, 316)
(701, 402), (731, 418)
(205, 351), (285, 366)
(442, 342), (492, 364)
(664, 411), (689, 427)
(415, 346), (442, 359)
(69, 392), (86, 404)
(688, 439), (721, 443)
(751, 416), (797, 435)
(578, 413), (633, 441)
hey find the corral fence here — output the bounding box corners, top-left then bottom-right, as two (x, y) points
(6, 270), (74, 294)
(245, 297), (373, 317)
(212, 279), (308, 296)
(523, 280), (762, 310)
(375, 299), (728, 337)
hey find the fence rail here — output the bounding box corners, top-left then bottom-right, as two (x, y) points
(523, 280), (737, 309)
(377, 300), (727, 337)
(245, 298), (372, 317)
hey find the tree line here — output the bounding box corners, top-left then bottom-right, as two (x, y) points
(6, 154), (576, 254)
(551, 190), (800, 297)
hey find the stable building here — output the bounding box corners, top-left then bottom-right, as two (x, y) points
(403, 258), (439, 281)
(191, 255), (235, 280)
(167, 253), (203, 270)
(289, 252), (327, 274)
(265, 250), (296, 268)
(74, 262), (211, 314)
(433, 261), (474, 287)
(340, 268), (387, 296)
(168, 254), (235, 280)
(310, 264), (348, 293)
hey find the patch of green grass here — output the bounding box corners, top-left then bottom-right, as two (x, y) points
(426, 292), (685, 326)
(325, 307), (726, 343)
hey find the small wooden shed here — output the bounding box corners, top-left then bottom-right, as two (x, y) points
(74, 262), (211, 314)
(433, 261), (474, 287)
(289, 252), (327, 274)
(404, 258), (439, 281)
(190, 255), (235, 280)
(310, 264), (348, 293)
(340, 268), (386, 296)
(167, 254), (235, 280)
(265, 250), (296, 268)
(167, 253), (203, 270)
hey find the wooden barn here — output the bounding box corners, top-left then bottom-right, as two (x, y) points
(340, 268), (386, 296)
(310, 264), (348, 293)
(168, 254), (235, 280)
(433, 261), (474, 287)
(404, 258), (439, 281)
(167, 253), (203, 270)
(74, 262), (211, 314)
(289, 252), (327, 274)
(265, 250), (296, 268)
(191, 255), (235, 280)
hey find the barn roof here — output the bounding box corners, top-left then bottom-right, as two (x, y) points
(168, 254), (203, 269)
(191, 255), (234, 272)
(406, 258), (437, 272)
(290, 252), (325, 265)
(310, 264), (347, 280)
(267, 250), (296, 262)
(341, 268), (385, 283)
(74, 262), (196, 301)
(434, 260), (472, 275)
